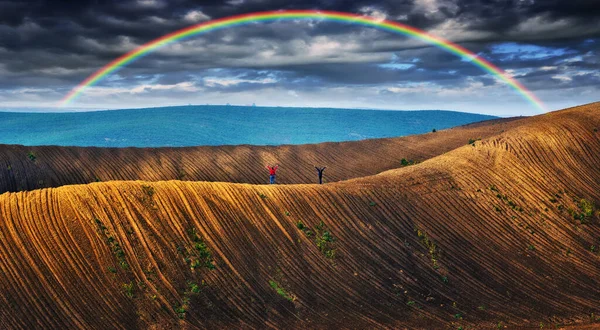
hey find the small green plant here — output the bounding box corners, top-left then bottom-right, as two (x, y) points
(441, 276), (449, 284)
(477, 305), (486, 311)
(188, 282), (202, 294)
(123, 282), (134, 298)
(141, 185), (155, 197)
(298, 220), (336, 259)
(27, 151), (36, 162)
(594, 128), (598, 132)
(415, 228), (439, 267)
(496, 321), (504, 329)
(406, 300), (416, 306)
(400, 158), (415, 166)
(259, 193), (267, 199)
(269, 280), (294, 302)
(369, 201), (377, 207)
(186, 228), (215, 270)
(174, 304), (187, 319)
(285, 211), (290, 216)
(432, 128), (437, 133)
(468, 138), (481, 146)
(108, 266), (117, 273)
(315, 226), (336, 259)
(454, 313), (463, 319)
(489, 185), (499, 192)
(528, 244), (536, 251)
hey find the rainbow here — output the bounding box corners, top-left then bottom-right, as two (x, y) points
(60, 10), (546, 111)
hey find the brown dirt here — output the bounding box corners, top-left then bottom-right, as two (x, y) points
(0, 102), (599, 329)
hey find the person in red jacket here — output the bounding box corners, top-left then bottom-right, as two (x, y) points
(266, 164), (279, 184)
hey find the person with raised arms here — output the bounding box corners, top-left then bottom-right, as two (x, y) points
(315, 166), (326, 184)
(266, 164), (279, 184)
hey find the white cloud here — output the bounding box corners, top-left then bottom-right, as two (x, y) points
(203, 77), (277, 87)
(130, 81), (200, 94)
(552, 75), (572, 82)
(183, 10), (211, 23)
(136, 0), (165, 9)
(359, 6), (388, 22)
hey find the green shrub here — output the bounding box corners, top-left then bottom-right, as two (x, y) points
(141, 185), (155, 197)
(415, 228), (439, 266)
(188, 282), (202, 294)
(269, 280), (294, 302)
(27, 151), (36, 161)
(123, 282), (134, 298)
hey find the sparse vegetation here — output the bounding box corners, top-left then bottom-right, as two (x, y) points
(468, 138), (481, 146)
(495, 190), (523, 213)
(269, 280), (295, 302)
(188, 281), (203, 294)
(297, 220), (337, 259)
(528, 244), (536, 251)
(174, 299), (189, 319)
(141, 184), (155, 197)
(123, 282), (134, 298)
(315, 221), (336, 259)
(187, 228), (215, 270)
(415, 228), (439, 267)
(400, 158), (416, 166)
(27, 151), (36, 162)
(93, 218), (129, 271)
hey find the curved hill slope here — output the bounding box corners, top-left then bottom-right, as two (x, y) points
(0, 102), (599, 329)
(0, 116), (520, 193)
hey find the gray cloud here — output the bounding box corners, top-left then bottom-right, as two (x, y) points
(0, 0), (598, 114)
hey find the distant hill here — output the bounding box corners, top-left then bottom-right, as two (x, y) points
(0, 102), (599, 329)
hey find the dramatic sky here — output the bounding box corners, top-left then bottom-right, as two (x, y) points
(0, 0), (599, 115)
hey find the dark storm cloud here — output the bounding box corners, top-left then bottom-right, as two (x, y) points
(0, 0), (599, 111)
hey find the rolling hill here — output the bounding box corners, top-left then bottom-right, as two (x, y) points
(0, 102), (599, 329)
(0, 116), (519, 193)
